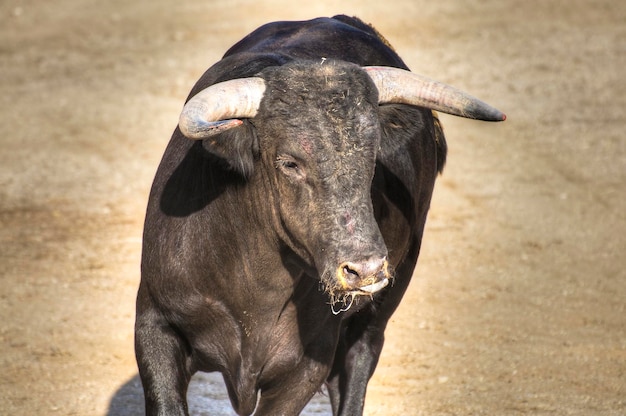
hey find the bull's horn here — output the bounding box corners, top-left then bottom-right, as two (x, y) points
(178, 77), (266, 139)
(364, 66), (506, 122)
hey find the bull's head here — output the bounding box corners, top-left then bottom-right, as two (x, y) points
(177, 61), (504, 312)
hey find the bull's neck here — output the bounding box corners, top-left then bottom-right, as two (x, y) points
(218, 172), (295, 288)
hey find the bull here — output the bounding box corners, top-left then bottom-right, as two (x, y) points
(135, 15), (505, 416)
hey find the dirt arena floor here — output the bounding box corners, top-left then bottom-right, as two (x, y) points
(1, 0), (624, 414)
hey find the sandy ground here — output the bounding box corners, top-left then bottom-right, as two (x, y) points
(1, 0), (624, 415)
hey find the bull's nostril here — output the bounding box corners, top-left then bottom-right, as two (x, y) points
(343, 265), (359, 278)
(337, 262), (361, 289)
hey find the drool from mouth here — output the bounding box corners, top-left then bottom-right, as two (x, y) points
(329, 277), (390, 315)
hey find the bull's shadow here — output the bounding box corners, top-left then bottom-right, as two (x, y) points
(107, 372), (332, 415)
(159, 139), (246, 217)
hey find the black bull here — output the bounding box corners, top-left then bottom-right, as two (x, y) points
(135, 15), (504, 416)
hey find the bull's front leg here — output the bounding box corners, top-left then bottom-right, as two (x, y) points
(254, 358), (331, 416)
(326, 309), (387, 416)
(135, 283), (193, 416)
(251, 322), (340, 416)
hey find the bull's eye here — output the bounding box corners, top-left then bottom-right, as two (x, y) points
(282, 160), (299, 170)
(276, 155), (305, 180)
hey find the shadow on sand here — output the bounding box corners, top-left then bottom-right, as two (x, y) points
(107, 372), (332, 415)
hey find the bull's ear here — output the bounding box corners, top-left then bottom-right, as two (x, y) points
(199, 120), (259, 178)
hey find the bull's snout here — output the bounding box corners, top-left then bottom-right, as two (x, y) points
(336, 257), (391, 294)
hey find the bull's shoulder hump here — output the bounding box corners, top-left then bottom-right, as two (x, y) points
(223, 16), (405, 67)
(223, 18), (332, 58)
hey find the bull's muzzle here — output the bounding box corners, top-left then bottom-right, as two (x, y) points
(336, 257), (391, 295)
